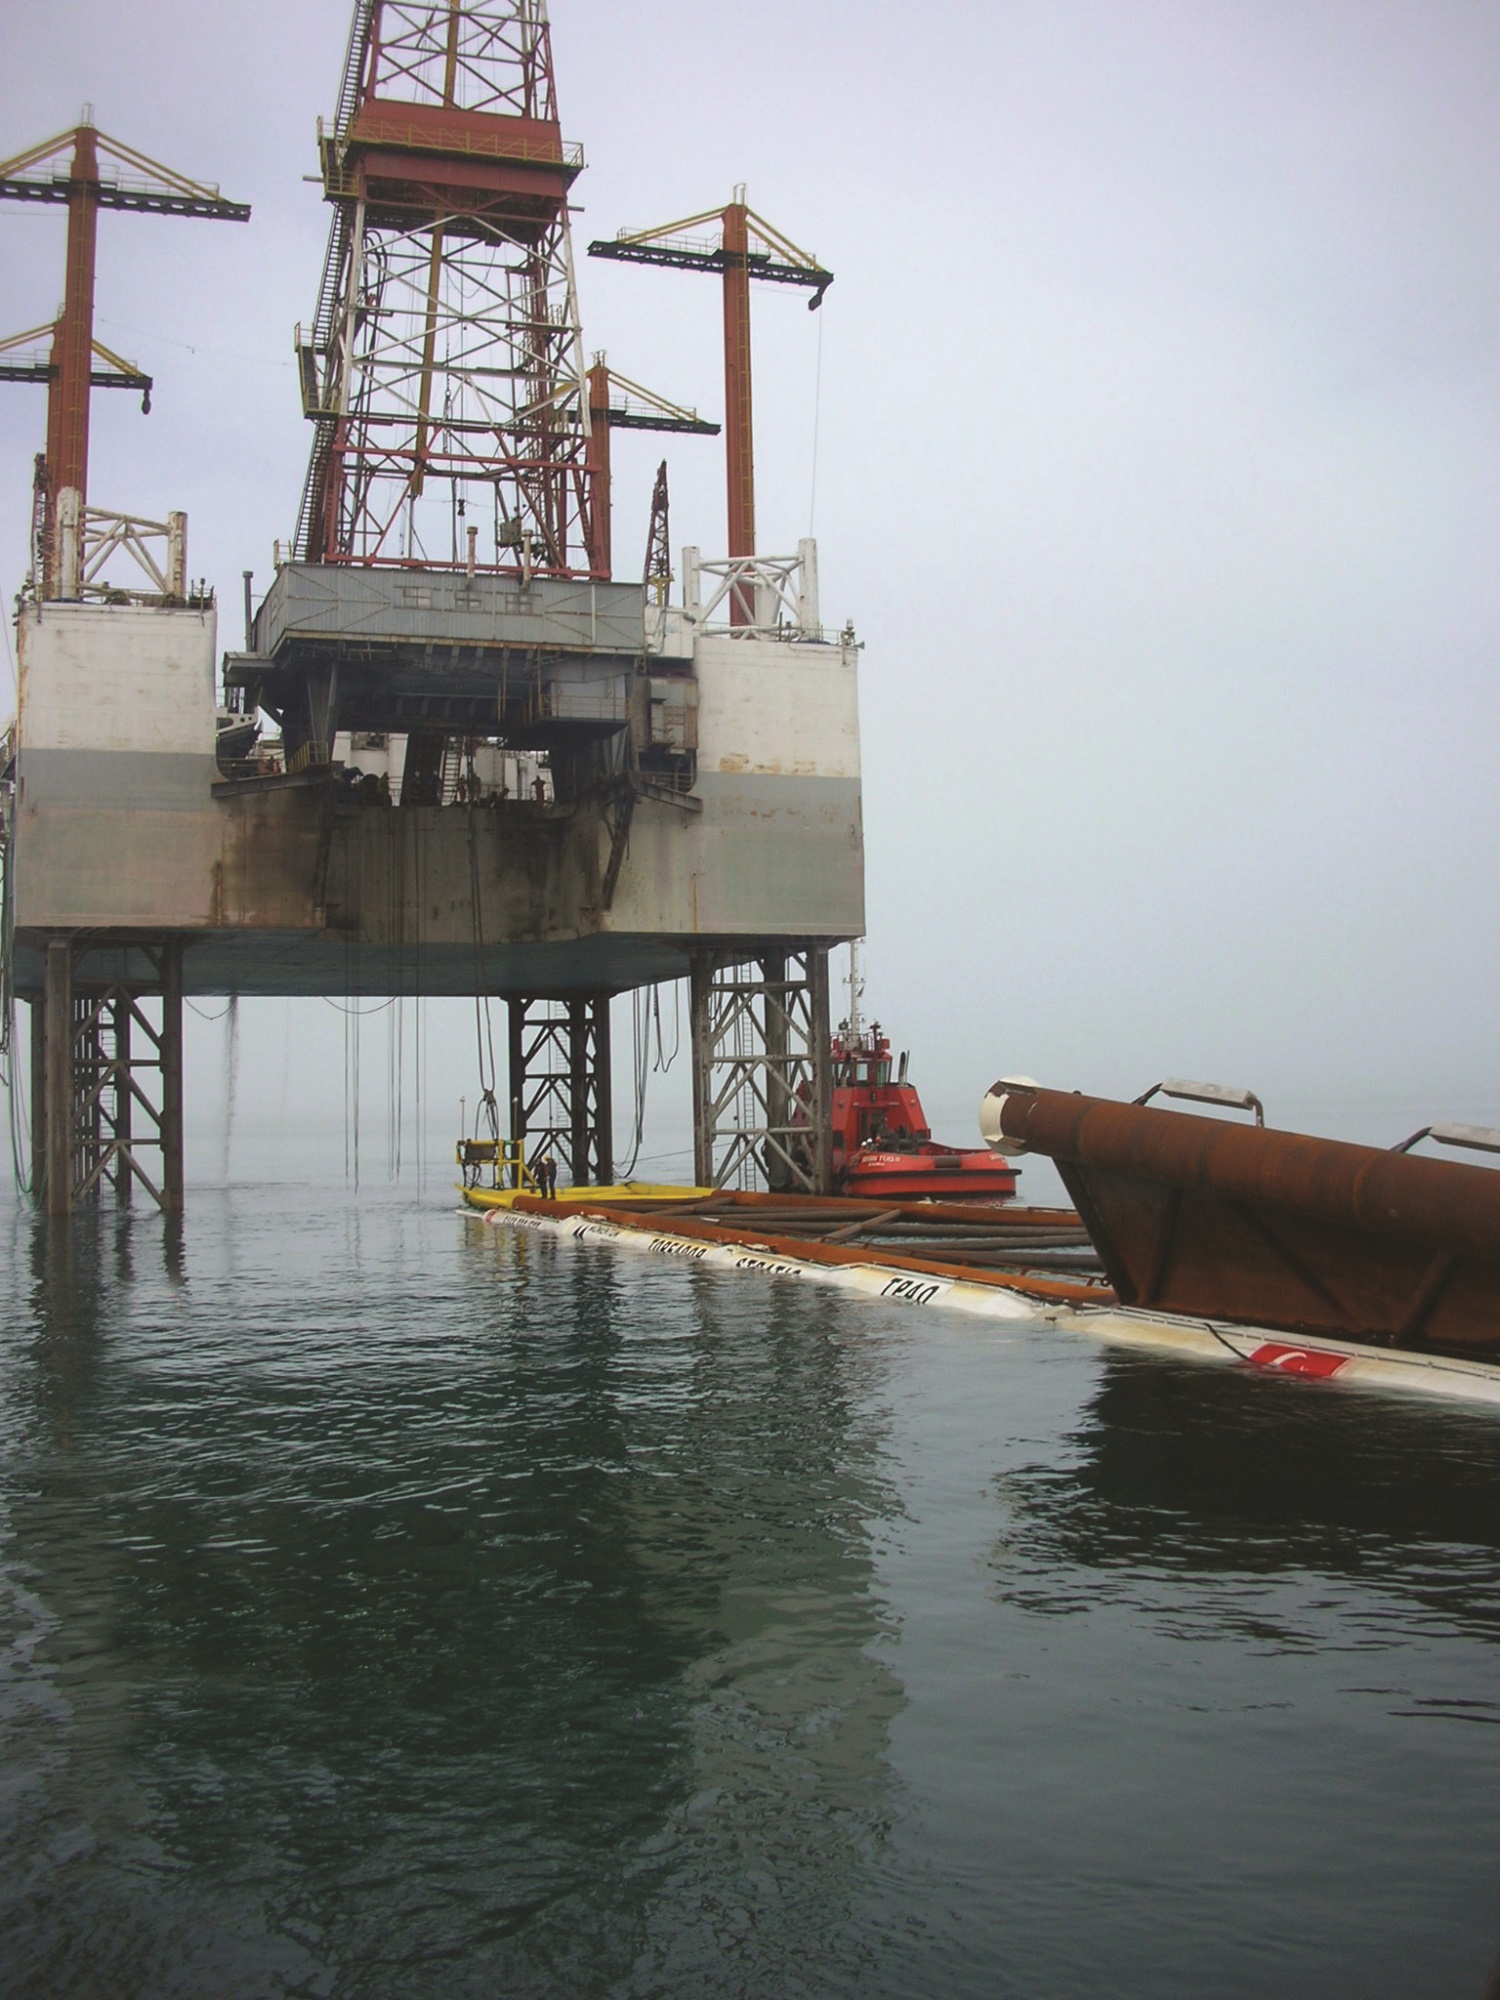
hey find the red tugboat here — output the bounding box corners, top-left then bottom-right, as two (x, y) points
(830, 953), (1019, 1201)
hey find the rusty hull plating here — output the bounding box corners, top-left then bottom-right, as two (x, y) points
(986, 1085), (1500, 1360)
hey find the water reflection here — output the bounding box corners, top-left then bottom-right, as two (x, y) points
(618, 1270), (904, 1991)
(993, 1350), (1500, 1646)
(0, 1194), (904, 1997)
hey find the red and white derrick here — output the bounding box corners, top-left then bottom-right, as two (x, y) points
(296, 0), (600, 576)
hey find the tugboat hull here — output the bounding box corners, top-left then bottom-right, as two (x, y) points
(844, 1149), (1017, 1201)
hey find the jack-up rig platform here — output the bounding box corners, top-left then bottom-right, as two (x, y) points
(0, 0), (863, 1215)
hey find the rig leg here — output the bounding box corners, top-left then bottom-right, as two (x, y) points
(808, 946), (834, 1195)
(690, 957), (713, 1189)
(507, 992), (613, 1188)
(35, 945), (186, 1214)
(761, 952), (792, 1193)
(588, 994), (613, 1186)
(569, 1001), (590, 1184)
(111, 989), (133, 1205)
(160, 944), (184, 1214)
(688, 945), (834, 1194)
(28, 992), (47, 1203)
(43, 939), (72, 1215)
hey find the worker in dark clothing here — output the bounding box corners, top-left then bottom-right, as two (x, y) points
(535, 1151), (557, 1199)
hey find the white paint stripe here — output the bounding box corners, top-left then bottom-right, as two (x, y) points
(1067, 1308), (1500, 1406)
(474, 1206), (1500, 1409)
(480, 1205), (1034, 1322)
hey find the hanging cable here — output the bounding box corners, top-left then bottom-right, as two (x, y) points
(221, 995), (239, 1185)
(0, 791), (31, 1196)
(5, 1047), (30, 1196)
(389, 990), (403, 1181)
(341, 934), (362, 1189)
(322, 995), (397, 1015)
(466, 796), (500, 1145)
(652, 977), (681, 1074)
(617, 985), (655, 1180)
(351, 989), (361, 1190)
(808, 300), (825, 536)
(414, 822), (426, 1195)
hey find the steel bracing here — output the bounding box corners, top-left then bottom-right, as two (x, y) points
(33, 939), (184, 1215)
(507, 994), (613, 1187)
(690, 949), (833, 1195)
(296, 0), (605, 577)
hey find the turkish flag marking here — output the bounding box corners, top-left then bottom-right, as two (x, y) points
(1247, 1342), (1350, 1379)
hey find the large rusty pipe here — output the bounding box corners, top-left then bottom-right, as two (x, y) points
(721, 200), (755, 569)
(981, 1084), (1500, 1267)
(585, 359), (611, 578)
(48, 124), (100, 510)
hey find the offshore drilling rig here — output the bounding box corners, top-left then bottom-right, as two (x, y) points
(0, 0), (864, 1215)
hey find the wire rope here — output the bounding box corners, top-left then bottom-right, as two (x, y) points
(652, 978), (681, 1074)
(322, 995), (397, 1015)
(808, 301), (825, 536)
(221, 995), (239, 1185)
(465, 797), (500, 1144)
(0, 776), (32, 1196)
(616, 985), (654, 1180)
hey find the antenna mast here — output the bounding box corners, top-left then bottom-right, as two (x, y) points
(846, 938), (864, 1037)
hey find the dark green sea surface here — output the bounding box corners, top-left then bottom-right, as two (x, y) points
(1, 1177), (1498, 1997)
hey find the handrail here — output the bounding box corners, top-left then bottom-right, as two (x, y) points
(1393, 1121), (1500, 1157)
(1134, 1078), (1265, 1126)
(456, 1135), (540, 1192)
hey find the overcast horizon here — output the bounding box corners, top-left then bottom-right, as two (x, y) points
(4, 0), (1500, 1176)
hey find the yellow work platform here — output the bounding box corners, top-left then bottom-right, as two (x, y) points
(460, 1181), (713, 1213)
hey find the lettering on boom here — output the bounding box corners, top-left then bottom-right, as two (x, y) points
(734, 1254), (805, 1277)
(648, 1236), (710, 1262)
(880, 1276), (945, 1306)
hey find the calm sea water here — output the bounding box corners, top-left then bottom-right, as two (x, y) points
(2, 1172), (1498, 1998)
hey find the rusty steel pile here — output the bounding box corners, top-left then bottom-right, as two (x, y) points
(980, 1080), (1500, 1367)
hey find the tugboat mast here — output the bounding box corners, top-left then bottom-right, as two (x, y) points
(846, 939), (866, 1038)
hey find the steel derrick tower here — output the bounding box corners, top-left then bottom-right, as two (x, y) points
(296, 0), (600, 576)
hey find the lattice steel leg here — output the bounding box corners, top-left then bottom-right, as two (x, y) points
(28, 992), (46, 1205)
(112, 990), (132, 1205)
(33, 943), (186, 1214)
(688, 945), (833, 1194)
(507, 991), (613, 1189)
(160, 945), (184, 1213)
(43, 939), (72, 1216)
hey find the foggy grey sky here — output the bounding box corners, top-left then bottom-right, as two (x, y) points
(4, 0), (1500, 1172)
